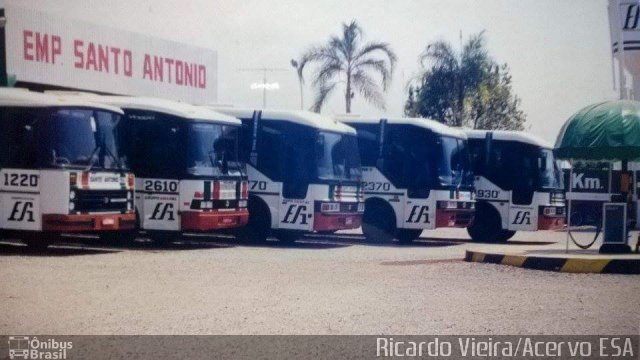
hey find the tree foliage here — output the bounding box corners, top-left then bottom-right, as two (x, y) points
(298, 20), (397, 113)
(405, 32), (525, 130)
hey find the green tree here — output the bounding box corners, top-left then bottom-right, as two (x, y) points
(405, 32), (525, 130)
(298, 20), (397, 113)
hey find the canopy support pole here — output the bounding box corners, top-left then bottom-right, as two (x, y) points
(566, 159), (573, 254)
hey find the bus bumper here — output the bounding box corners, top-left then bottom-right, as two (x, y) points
(42, 213), (136, 232)
(181, 209), (249, 231)
(435, 209), (474, 228)
(538, 215), (565, 230)
(313, 212), (362, 231)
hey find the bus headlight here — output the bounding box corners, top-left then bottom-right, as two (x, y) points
(543, 207), (557, 216)
(69, 190), (76, 200)
(357, 202), (365, 212)
(439, 201), (458, 209)
(321, 202), (340, 213)
(201, 201), (213, 209)
(69, 201), (75, 211)
(127, 191), (133, 200)
(239, 200), (247, 208)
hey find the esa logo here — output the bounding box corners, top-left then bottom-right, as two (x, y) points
(8, 201), (35, 222)
(150, 202), (175, 221)
(282, 204), (309, 225)
(512, 210), (531, 225)
(406, 205), (430, 224)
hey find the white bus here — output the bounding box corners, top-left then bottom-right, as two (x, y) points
(465, 130), (565, 242)
(75, 96), (249, 242)
(337, 117), (475, 243)
(0, 89), (136, 249)
(212, 108), (364, 243)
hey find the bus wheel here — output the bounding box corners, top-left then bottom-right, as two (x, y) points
(396, 229), (422, 244)
(272, 230), (301, 243)
(236, 197), (270, 243)
(467, 204), (503, 243)
(362, 200), (396, 243)
(497, 230), (516, 242)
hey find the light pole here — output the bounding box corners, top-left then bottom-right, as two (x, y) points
(290, 59), (304, 110)
(238, 67), (287, 108)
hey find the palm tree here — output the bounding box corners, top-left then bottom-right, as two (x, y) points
(298, 20), (397, 113)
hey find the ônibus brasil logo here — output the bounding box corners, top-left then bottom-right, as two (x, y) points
(8, 336), (72, 359)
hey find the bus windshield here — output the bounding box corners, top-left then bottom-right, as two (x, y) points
(436, 136), (474, 188)
(122, 111), (242, 179)
(539, 148), (563, 189)
(37, 108), (125, 170)
(186, 122), (242, 177)
(316, 132), (362, 181)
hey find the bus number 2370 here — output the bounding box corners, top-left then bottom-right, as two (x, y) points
(362, 182), (391, 192)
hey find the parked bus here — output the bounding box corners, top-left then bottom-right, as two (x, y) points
(465, 130), (565, 242)
(0, 89), (135, 249)
(57, 95), (250, 242)
(211, 108), (364, 242)
(336, 116), (475, 243)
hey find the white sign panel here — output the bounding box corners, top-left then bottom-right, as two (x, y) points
(4, 3), (217, 103)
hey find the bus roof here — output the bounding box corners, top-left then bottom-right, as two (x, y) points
(335, 116), (467, 139)
(0, 88), (124, 114)
(464, 129), (552, 149)
(210, 107), (356, 134)
(48, 92), (240, 126)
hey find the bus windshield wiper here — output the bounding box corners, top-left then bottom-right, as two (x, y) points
(102, 143), (124, 171)
(84, 145), (102, 171)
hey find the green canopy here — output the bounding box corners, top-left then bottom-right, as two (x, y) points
(554, 100), (640, 160)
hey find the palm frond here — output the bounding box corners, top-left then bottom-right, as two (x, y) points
(354, 41), (397, 75)
(311, 80), (338, 113)
(297, 45), (341, 83)
(353, 58), (391, 90)
(312, 61), (343, 87)
(352, 71), (385, 110)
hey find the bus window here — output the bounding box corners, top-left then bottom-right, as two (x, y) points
(352, 124), (379, 167)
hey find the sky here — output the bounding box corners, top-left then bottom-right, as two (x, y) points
(16, 0), (617, 143)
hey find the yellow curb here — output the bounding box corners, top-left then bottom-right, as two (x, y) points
(501, 255), (527, 267)
(560, 258), (610, 273)
(471, 252), (485, 262)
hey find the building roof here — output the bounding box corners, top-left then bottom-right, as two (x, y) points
(47, 91), (240, 125)
(210, 107), (356, 134)
(465, 129), (552, 148)
(335, 115), (468, 139)
(0, 88), (124, 114)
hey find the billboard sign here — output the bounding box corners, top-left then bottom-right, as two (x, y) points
(4, 3), (217, 103)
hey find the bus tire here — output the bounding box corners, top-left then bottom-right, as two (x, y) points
(498, 230), (516, 242)
(467, 203), (504, 243)
(362, 199), (396, 243)
(396, 229), (422, 244)
(236, 196), (270, 243)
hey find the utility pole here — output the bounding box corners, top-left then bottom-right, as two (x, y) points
(290, 59), (304, 110)
(238, 67), (287, 108)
